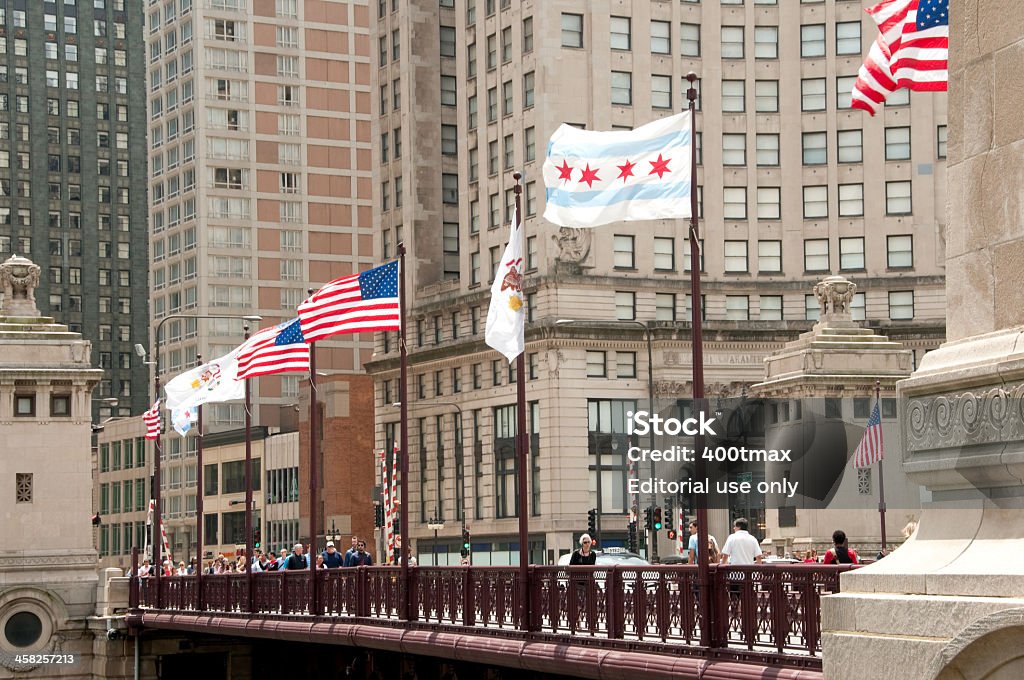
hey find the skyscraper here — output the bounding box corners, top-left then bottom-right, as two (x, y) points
(368, 0), (947, 564)
(0, 0), (150, 418)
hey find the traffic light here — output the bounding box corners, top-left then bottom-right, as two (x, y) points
(587, 508), (597, 536)
(627, 521), (638, 553)
(666, 529), (677, 541)
(462, 526), (471, 551)
(644, 506), (653, 530)
(253, 527), (261, 549)
(664, 497), (674, 531)
(653, 506), (663, 531)
(374, 503), (385, 528)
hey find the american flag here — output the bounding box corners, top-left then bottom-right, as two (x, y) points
(851, 36), (898, 116)
(143, 399), (162, 440)
(235, 318), (310, 380)
(298, 261), (401, 343)
(853, 401), (884, 468)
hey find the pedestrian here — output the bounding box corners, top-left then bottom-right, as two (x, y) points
(283, 543), (309, 570)
(322, 541), (345, 568)
(823, 530), (860, 565)
(345, 540), (374, 567)
(803, 549), (818, 563)
(137, 559), (153, 578)
(719, 518), (763, 565)
(316, 554), (326, 570)
(569, 534), (597, 565)
(687, 521), (719, 565)
(176, 561), (187, 576)
(344, 536), (359, 565)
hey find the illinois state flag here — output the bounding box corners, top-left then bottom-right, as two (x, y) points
(485, 208), (525, 363)
(164, 347), (246, 413)
(543, 111), (692, 229)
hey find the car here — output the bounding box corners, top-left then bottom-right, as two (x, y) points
(556, 548), (650, 567)
(762, 556), (802, 564)
(658, 555), (688, 565)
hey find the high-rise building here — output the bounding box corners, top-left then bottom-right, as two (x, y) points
(367, 0), (947, 564)
(144, 0), (376, 558)
(0, 0), (150, 418)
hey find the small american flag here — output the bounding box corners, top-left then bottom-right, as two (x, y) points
(853, 401), (884, 468)
(143, 399), (161, 440)
(298, 261), (401, 343)
(236, 318), (310, 380)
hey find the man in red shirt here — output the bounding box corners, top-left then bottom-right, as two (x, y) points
(823, 530), (860, 564)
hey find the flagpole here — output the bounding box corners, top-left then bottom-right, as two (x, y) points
(512, 172), (531, 631)
(398, 242), (411, 621)
(308, 333), (320, 613)
(153, 372), (163, 606)
(243, 325), (254, 612)
(195, 355), (204, 610)
(876, 380), (887, 553)
(686, 72), (713, 648)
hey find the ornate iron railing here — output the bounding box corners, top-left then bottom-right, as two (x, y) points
(135, 563), (855, 660)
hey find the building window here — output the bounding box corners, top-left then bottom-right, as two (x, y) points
(722, 80), (745, 112)
(16, 473), (32, 503)
(937, 125), (947, 159)
(759, 295), (783, 321)
(51, 395), (71, 417)
(611, 71), (632, 106)
(885, 126), (912, 160)
(836, 21), (861, 55)
(613, 235), (635, 269)
(441, 75), (457, 106)
(651, 20), (671, 54)
(889, 291), (914, 320)
(651, 75), (672, 109)
(837, 75), (857, 109)
(851, 292), (866, 321)
(616, 352), (637, 379)
(802, 78), (826, 111)
(839, 237), (865, 271)
(757, 134), (780, 166)
(801, 24), (826, 58)
(802, 132), (827, 165)
(803, 186), (828, 219)
(610, 16), (631, 50)
(561, 13), (583, 48)
(655, 293), (676, 321)
(684, 238), (704, 272)
(805, 294), (821, 321)
(721, 26), (744, 58)
(804, 239), (830, 272)
(887, 235), (914, 268)
(754, 80), (779, 112)
(755, 26), (778, 59)
(839, 184), (864, 217)
(680, 23), (700, 57)
(724, 240), (748, 272)
(654, 237), (675, 271)
(722, 134), (746, 165)
(886, 181), (912, 215)
(757, 187), (781, 220)
(586, 351), (606, 378)
(725, 296), (749, 321)
(15, 395), (35, 417)
(838, 129), (863, 163)
(758, 240), (782, 272)
(615, 292), (635, 321)
(588, 399), (637, 514)
(723, 187), (747, 220)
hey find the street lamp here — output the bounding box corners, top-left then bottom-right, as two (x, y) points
(426, 516), (445, 566)
(143, 313), (261, 607)
(555, 318), (658, 560)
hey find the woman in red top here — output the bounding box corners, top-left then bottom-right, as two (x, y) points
(823, 530), (859, 564)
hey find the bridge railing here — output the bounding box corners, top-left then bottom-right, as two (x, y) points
(134, 563), (855, 658)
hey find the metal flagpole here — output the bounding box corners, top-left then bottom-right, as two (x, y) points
(686, 72), (713, 648)
(195, 355), (204, 610)
(512, 172), (531, 631)
(243, 325), (254, 612)
(398, 243), (411, 621)
(153, 375), (163, 605)
(876, 380), (887, 553)
(308, 332), (320, 613)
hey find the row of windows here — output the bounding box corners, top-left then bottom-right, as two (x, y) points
(611, 235), (914, 273)
(3, 12), (127, 38)
(704, 181), (916, 220)
(99, 477), (148, 515)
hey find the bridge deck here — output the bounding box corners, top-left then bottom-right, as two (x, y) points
(132, 564), (855, 675)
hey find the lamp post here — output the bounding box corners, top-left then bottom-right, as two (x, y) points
(140, 313), (261, 607)
(390, 400), (464, 561)
(555, 319), (658, 559)
(427, 516), (445, 566)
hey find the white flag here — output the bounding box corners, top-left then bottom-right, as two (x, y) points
(170, 405), (199, 437)
(163, 347), (245, 413)
(485, 208), (525, 363)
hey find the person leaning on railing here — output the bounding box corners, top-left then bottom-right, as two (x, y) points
(822, 530), (860, 565)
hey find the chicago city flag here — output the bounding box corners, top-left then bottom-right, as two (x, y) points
(485, 208), (525, 363)
(543, 111), (692, 229)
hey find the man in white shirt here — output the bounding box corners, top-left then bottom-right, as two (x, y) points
(719, 517), (763, 565)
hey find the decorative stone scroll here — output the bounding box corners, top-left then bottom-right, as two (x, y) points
(0, 254), (41, 317)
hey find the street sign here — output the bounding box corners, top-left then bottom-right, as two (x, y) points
(736, 472), (753, 484)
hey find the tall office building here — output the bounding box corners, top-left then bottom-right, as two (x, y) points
(0, 0), (150, 418)
(145, 0), (375, 556)
(367, 0), (947, 565)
